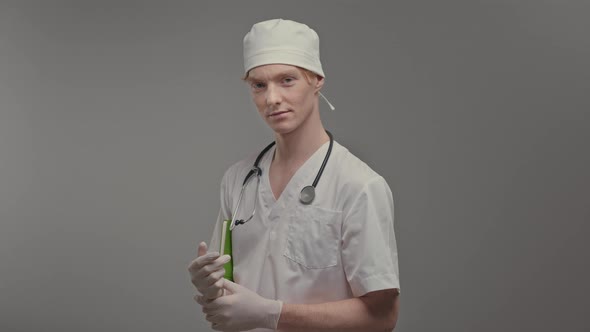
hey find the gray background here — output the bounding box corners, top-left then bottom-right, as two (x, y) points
(1, 1), (588, 331)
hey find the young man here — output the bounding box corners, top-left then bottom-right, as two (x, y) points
(188, 18), (400, 331)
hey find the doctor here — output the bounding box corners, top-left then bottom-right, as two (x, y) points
(188, 18), (400, 331)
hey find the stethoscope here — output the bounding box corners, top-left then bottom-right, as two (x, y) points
(229, 130), (333, 230)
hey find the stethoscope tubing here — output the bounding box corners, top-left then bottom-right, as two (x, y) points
(230, 130), (333, 230)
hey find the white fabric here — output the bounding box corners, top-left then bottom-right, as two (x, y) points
(243, 18), (325, 77)
(209, 141), (400, 332)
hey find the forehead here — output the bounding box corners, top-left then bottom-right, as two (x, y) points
(247, 64), (301, 80)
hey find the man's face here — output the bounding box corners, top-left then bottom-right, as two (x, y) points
(246, 64), (323, 135)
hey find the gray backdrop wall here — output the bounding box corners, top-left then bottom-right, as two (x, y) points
(1, 1), (588, 331)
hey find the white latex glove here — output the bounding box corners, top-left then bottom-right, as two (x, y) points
(195, 280), (283, 332)
(188, 242), (230, 300)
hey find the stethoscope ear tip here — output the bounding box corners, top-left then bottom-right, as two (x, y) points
(229, 219), (241, 231)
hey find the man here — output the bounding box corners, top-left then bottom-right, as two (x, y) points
(188, 18), (400, 331)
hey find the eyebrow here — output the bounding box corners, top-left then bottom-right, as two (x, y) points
(247, 70), (299, 82)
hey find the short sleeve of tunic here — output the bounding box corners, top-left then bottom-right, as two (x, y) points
(341, 176), (400, 297)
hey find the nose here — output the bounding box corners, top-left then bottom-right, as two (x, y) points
(265, 83), (282, 107)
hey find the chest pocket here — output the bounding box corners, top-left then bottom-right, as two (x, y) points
(284, 206), (342, 269)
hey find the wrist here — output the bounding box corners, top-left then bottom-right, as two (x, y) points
(262, 299), (283, 330)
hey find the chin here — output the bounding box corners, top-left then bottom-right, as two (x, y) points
(268, 123), (296, 136)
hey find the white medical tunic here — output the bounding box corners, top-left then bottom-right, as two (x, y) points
(208, 140), (400, 331)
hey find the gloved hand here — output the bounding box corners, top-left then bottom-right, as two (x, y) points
(188, 242), (231, 300)
(195, 280), (283, 332)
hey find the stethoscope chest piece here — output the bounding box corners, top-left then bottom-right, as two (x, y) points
(299, 185), (315, 205)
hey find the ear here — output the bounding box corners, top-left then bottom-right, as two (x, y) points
(314, 75), (325, 94)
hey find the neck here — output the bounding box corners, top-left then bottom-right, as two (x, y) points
(273, 120), (329, 166)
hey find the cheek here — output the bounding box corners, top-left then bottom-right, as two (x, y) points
(287, 90), (307, 107)
(294, 91), (315, 108)
(252, 95), (266, 112)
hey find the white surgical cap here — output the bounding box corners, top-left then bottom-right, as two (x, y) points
(243, 18), (325, 77)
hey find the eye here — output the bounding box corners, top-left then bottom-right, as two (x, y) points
(282, 77), (296, 84)
(251, 82), (266, 90)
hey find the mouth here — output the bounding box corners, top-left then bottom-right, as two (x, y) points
(268, 110), (291, 117)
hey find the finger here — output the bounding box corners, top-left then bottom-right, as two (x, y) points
(208, 255), (231, 271)
(187, 251), (221, 272)
(198, 241), (207, 257)
(202, 278), (225, 299)
(212, 288), (224, 299)
(197, 294), (224, 312)
(211, 322), (223, 331)
(211, 323), (229, 332)
(205, 268), (226, 286)
(194, 294), (210, 305)
(195, 293), (220, 305)
(201, 303), (220, 315)
(193, 255), (230, 279)
(211, 322), (237, 332)
(206, 312), (225, 324)
(221, 279), (241, 293)
(198, 273), (224, 296)
(196, 278), (223, 299)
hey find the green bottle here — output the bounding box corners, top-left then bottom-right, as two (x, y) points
(220, 220), (234, 281)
